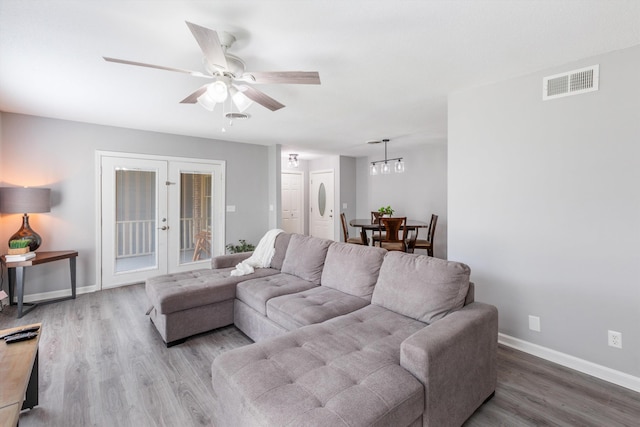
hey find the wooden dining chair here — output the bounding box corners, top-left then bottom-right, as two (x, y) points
(378, 217), (408, 251)
(371, 211), (386, 246)
(341, 213), (368, 245)
(412, 214), (438, 256)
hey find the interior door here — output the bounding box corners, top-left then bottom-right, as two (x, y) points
(281, 171), (303, 234)
(100, 154), (225, 288)
(309, 170), (335, 240)
(101, 156), (168, 288)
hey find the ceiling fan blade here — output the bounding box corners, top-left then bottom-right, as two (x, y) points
(103, 56), (209, 77)
(245, 71), (321, 85)
(180, 85), (209, 104)
(237, 85), (285, 111)
(185, 21), (228, 71)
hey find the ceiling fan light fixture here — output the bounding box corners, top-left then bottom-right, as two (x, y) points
(196, 92), (216, 111)
(208, 80), (229, 103)
(230, 86), (254, 112)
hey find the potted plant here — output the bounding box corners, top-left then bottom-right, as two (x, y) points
(226, 239), (256, 254)
(8, 239), (31, 255)
(377, 205), (395, 217)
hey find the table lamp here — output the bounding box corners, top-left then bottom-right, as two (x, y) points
(0, 187), (51, 251)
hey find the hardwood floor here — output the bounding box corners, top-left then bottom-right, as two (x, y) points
(1, 284), (638, 426)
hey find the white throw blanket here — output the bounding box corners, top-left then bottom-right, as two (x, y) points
(230, 229), (284, 276)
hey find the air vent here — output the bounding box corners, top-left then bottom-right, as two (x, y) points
(543, 65), (599, 100)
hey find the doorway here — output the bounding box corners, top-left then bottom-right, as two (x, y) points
(309, 170), (335, 240)
(98, 152), (225, 288)
(281, 171), (304, 234)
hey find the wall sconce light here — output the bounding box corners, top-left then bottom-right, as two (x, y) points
(288, 154), (299, 168)
(369, 139), (404, 176)
(0, 187), (51, 251)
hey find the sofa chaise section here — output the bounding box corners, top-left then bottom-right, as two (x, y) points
(145, 232), (292, 346)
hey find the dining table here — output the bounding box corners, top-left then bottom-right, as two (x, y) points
(348, 218), (430, 247)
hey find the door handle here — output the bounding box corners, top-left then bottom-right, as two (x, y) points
(158, 226), (169, 230)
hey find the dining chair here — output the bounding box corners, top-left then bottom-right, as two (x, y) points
(377, 217), (408, 252)
(371, 211), (386, 246)
(412, 214), (438, 256)
(341, 213), (368, 245)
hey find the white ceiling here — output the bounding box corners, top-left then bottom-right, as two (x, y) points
(1, 1), (639, 159)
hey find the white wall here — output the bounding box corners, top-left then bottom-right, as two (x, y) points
(0, 113), (271, 296)
(449, 45), (640, 379)
(356, 143), (448, 258)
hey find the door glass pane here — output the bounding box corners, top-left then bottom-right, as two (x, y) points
(180, 172), (212, 264)
(318, 183), (326, 216)
(115, 169), (157, 273)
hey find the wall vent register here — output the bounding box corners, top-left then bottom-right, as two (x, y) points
(543, 64), (599, 100)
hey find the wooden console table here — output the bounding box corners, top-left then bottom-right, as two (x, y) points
(0, 323), (41, 427)
(1, 250), (78, 318)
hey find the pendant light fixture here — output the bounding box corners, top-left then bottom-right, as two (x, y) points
(369, 139), (404, 176)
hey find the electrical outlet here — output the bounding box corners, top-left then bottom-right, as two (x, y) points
(608, 330), (622, 349)
(528, 315), (541, 332)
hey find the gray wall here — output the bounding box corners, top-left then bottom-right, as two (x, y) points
(339, 156), (357, 241)
(356, 143), (448, 258)
(449, 45), (640, 377)
(0, 113), (270, 296)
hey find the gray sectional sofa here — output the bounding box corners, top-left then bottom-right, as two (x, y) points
(145, 232), (498, 426)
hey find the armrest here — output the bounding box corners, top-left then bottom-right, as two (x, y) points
(400, 302), (498, 427)
(210, 252), (253, 269)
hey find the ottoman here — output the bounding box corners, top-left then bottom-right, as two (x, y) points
(146, 267), (279, 346)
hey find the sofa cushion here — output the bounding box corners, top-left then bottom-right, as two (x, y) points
(211, 304), (425, 427)
(321, 242), (387, 301)
(269, 232), (292, 270)
(266, 286), (370, 330)
(372, 252), (470, 324)
(236, 273), (318, 315)
(145, 267), (279, 314)
(280, 234), (332, 284)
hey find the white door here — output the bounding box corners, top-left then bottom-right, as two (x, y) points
(309, 170), (335, 240)
(281, 171), (304, 234)
(100, 154), (225, 288)
(167, 161), (226, 273)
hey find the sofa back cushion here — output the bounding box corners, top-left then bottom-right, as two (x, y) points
(281, 234), (332, 284)
(321, 242), (387, 300)
(270, 232), (292, 270)
(371, 252), (470, 324)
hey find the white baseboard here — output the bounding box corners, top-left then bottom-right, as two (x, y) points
(4, 284), (99, 304)
(499, 333), (640, 393)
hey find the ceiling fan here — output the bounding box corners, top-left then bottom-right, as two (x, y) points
(103, 21), (321, 115)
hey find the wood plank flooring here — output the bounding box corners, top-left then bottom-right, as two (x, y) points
(0, 284), (638, 426)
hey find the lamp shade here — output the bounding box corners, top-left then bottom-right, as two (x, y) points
(0, 187), (51, 213)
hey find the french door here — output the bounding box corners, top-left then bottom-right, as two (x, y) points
(99, 153), (225, 288)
